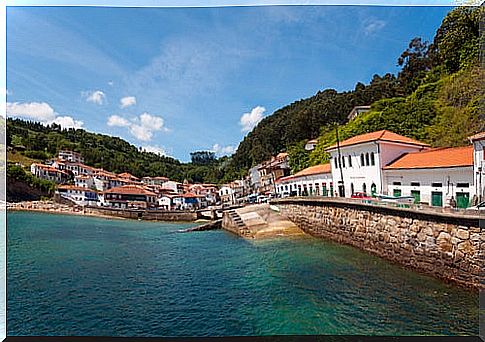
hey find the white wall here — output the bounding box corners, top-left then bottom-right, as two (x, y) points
(472, 139), (485, 201)
(385, 166), (474, 207)
(328, 141), (426, 197)
(277, 173), (333, 196)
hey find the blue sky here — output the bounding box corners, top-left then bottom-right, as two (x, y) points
(6, 5), (452, 162)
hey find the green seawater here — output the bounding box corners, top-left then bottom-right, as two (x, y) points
(7, 211), (479, 336)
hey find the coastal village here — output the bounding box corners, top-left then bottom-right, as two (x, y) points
(15, 106), (485, 212)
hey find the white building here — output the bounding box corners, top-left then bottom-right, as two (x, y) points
(56, 185), (98, 206)
(469, 132), (485, 202)
(276, 163), (333, 197)
(384, 146), (475, 208)
(58, 150), (84, 164)
(304, 139), (318, 151)
(161, 181), (184, 194)
(347, 105), (371, 121)
(218, 185), (235, 204)
(30, 163), (70, 183)
(74, 174), (95, 189)
(325, 130), (429, 197)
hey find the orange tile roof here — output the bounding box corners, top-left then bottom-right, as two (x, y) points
(277, 164), (331, 183)
(384, 146), (473, 170)
(326, 130), (429, 151)
(118, 172), (140, 180)
(468, 132), (485, 141)
(104, 185), (156, 196)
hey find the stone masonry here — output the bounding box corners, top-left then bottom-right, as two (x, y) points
(273, 198), (483, 290)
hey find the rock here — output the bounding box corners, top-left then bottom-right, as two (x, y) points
(455, 228), (469, 240)
(457, 241), (474, 255)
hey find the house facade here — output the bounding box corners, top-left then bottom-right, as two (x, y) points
(325, 130), (429, 197)
(276, 164), (333, 197)
(384, 146), (475, 208)
(30, 163), (70, 183)
(57, 185), (99, 206)
(58, 150), (84, 164)
(469, 132), (485, 202)
(104, 185), (157, 209)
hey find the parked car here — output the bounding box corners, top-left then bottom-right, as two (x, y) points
(351, 192), (372, 200)
(466, 201), (485, 211)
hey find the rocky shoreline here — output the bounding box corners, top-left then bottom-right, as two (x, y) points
(7, 201), (126, 220)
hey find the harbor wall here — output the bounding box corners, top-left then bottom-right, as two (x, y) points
(272, 197), (483, 290)
(84, 206), (198, 221)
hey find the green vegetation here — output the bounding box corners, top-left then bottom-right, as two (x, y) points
(7, 162), (56, 195)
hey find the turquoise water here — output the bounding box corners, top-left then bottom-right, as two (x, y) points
(7, 211), (479, 336)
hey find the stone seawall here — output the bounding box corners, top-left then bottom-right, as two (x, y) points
(85, 206), (198, 221)
(272, 198), (483, 290)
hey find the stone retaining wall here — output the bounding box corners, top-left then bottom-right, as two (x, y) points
(273, 198), (483, 290)
(85, 206), (197, 221)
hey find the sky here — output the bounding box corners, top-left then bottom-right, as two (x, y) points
(6, 5), (453, 162)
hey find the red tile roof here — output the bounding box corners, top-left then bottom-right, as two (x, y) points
(104, 185), (156, 196)
(277, 164), (331, 183)
(326, 130), (429, 151)
(384, 146), (473, 170)
(118, 172), (140, 180)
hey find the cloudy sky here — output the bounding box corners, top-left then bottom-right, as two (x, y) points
(6, 5), (451, 161)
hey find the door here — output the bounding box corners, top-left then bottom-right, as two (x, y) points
(431, 191), (443, 207)
(456, 192), (470, 208)
(322, 184), (328, 196)
(411, 190), (420, 204)
(393, 189), (402, 197)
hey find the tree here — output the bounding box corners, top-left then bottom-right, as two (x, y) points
(190, 151), (216, 165)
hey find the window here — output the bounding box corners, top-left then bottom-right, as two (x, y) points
(360, 153), (365, 166)
(432, 183), (442, 187)
(370, 152), (375, 166)
(457, 183), (469, 188)
(365, 153), (370, 166)
(348, 155), (352, 167)
(362, 183), (367, 194)
(341, 156), (345, 168)
(393, 182), (401, 186)
(410, 182), (420, 187)
(350, 183), (354, 195)
(334, 157), (338, 169)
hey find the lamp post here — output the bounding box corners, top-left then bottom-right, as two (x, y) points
(335, 124), (345, 197)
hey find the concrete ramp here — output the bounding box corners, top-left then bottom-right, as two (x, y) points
(224, 203), (305, 239)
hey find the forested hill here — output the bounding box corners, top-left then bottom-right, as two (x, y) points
(228, 6), (483, 177)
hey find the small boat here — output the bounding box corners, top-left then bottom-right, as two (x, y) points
(376, 193), (415, 204)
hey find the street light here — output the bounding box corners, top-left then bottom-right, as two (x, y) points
(335, 124), (345, 197)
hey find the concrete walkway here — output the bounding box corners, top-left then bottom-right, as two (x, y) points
(234, 203), (305, 239)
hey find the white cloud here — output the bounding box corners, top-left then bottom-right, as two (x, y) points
(142, 145), (167, 156)
(108, 81), (114, 86)
(83, 90), (106, 105)
(239, 106), (266, 132)
(6, 101), (84, 129)
(7, 102), (56, 121)
(212, 143), (236, 156)
(363, 18), (386, 35)
(107, 112), (167, 142)
(50, 116), (84, 129)
(120, 96), (136, 108)
(107, 114), (130, 127)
